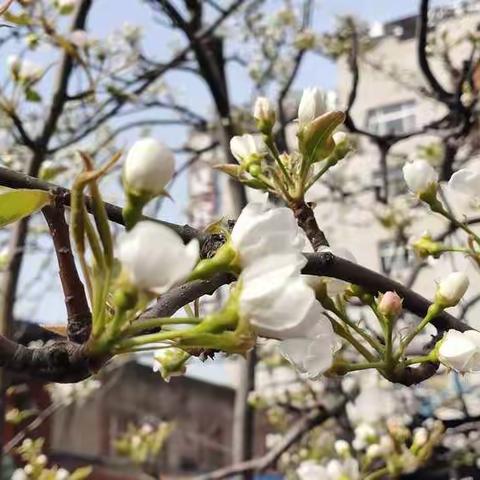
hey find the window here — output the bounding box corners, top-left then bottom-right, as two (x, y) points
(378, 239), (414, 274)
(373, 163), (408, 201)
(365, 101), (416, 136)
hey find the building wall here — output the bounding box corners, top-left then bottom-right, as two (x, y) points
(49, 361), (268, 477)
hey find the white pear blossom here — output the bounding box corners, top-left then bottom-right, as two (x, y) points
(448, 168), (480, 200)
(402, 160), (438, 194)
(124, 138), (175, 198)
(297, 461), (327, 480)
(231, 202), (305, 266)
(229, 134), (266, 163)
(239, 254), (313, 335)
(298, 87), (325, 128)
(118, 221), (199, 294)
(436, 271), (469, 307)
(438, 329), (480, 372)
(279, 301), (337, 378)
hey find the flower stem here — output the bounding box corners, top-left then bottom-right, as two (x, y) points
(264, 135), (294, 186)
(430, 198), (480, 246)
(397, 303), (442, 358)
(327, 314), (376, 362)
(335, 361), (386, 372)
(125, 317), (201, 336)
(305, 161), (332, 191)
(404, 354), (434, 366)
(330, 306), (384, 355)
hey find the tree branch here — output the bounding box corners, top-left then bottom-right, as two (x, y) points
(0, 166), (199, 243)
(303, 252), (469, 333)
(417, 0), (453, 103)
(195, 396), (348, 480)
(42, 202), (91, 344)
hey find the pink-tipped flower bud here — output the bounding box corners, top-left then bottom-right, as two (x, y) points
(378, 291), (403, 318)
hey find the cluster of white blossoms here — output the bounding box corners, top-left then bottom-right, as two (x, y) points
(401, 159), (480, 374)
(232, 203), (338, 378)
(116, 136), (339, 378)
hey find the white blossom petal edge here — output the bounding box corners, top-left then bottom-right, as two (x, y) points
(438, 329), (480, 372)
(448, 168), (480, 200)
(231, 202), (305, 266)
(118, 221), (199, 294)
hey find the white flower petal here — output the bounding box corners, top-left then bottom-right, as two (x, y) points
(124, 138), (175, 196)
(448, 168), (480, 199)
(402, 160), (438, 194)
(118, 221), (199, 294)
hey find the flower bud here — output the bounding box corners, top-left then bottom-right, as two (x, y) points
(402, 160), (438, 195)
(253, 96), (276, 134)
(24, 465), (34, 475)
(36, 454), (47, 466)
(123, 138), (175, 200)
(213, 163), (242, 178)
(298, 87), (325, 129)
(56, 469), (70, 480)
(435, 271), (469, 307)
(366, 443), (382, 458)
(18, 59), (43, 84)
(7, 55), (21, 78)
(377, 291), (403, 319)
(300, 111), (345, 161)
(438, 329), (480, 372)
(411, 232), (444, 258)
(412, 427), (428, 448)
(153, 347), (189, 382)
(334, 439), (350, 456)
(331, 131), (350, 159)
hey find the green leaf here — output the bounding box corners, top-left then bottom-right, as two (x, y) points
(25, 88), (42, 103)
(0, 189), (51, 227)
(69, 466), (93, 480)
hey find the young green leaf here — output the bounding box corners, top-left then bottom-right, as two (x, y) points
(0, 189), (51, 227)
